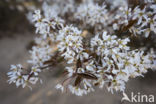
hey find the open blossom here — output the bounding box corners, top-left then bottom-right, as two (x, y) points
(55, 84), (64, 92)
(7, 64), (28, 88)
(31, 66), (41, 76)
(119, 6), (132, 19)
(65, 67), (75, 77)
(33, 10), (41, 22)
(133, 6), (148, 25)
(68, 85), (87, 96)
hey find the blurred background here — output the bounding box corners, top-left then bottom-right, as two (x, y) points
(0, 0), (156, 104)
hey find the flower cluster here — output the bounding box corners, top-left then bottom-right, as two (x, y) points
(7, 0), (156, 99)
(57, 25), (89, 64)
(75, 1), (108, 27)
(7, 64), (41, 89)
(33, 9), (64, 39)
(114, 3), (156, 37)
(130, 6), (156, 37)
(55, 32), (153, 96)
(90, 32), (153, 92)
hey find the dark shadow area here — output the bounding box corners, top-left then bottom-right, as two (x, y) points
(0, 1), (34, 38)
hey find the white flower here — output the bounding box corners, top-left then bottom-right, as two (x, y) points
(33, 10), (41, 22)
(7, 64), (29, 88)
(133, 6), (148, 25)
(29, 77), (39, 85)
(55, 84), (64, 92)
(150, 4), (156, 13)
(86, 60), (96, 72)
(66, 67), (75, 77)
(113, 23), (119, 30)
(76, 52), (89, 61)
(68, 85), (87, 96)
(149, 15), (156, 33)
(119, 6), (132, 19)
(31, 66), (41, 76)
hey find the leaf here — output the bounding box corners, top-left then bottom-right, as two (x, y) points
(43, 59), (54, 65)
(77, 73), (97, 80)
(74, 76), (82, 86)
